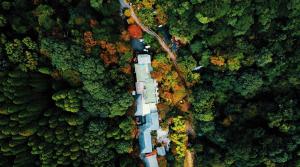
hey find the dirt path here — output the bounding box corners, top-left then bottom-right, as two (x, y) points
(184, 150), (194, 167)
(128, 6), (187, 88)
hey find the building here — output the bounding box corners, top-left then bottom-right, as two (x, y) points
(131, 39), (145, 52)
(139, 128), (152, 154)
(157, 128), (170, 151)
(134, 54), (159, 118)
(133, 54), (161, 167)
(150, 112), (159, 130)
(135, 94), (150, 116)
(144, 152), (159, 167)
(144, 79), (159, 104)
(156, 146), (166, 156)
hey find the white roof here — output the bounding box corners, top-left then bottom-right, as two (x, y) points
(157, 147), (166, 156)
(139, 129), (152, 154)
(144, 154), (159, 167)
(135, 95), (151, 116)
(157, 128), (169, 141)
(138, 54), (151, 64)
(144, 79), (159, 104)
(136, 82), (144, 94)
(149, 103), (157, 113)
(135, 64), (151, 82)
(150, 112), (159, 130)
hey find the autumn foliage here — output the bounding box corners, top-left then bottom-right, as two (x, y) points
(210, 56), (225, 66)
(128, 24), (143, 39)
(156, 5), (168, 25)
(151, 55), (189, 112)
(142, 0), (155, 9)
(83, 31), (133, 66)
(98, 41), (118, 65)
(89, 19), (98, 27)
(120, 30), (131, 41)
(121, 64), (132, 74)
(83, 31), (97, 53)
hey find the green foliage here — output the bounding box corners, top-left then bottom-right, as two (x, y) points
(0, 1), (136, 166)
(78, 58), (105, 81)
(170, 116), (187, 159)
(186, 1), (300, 166)
(81, 120), (109, 164)
(0, 15), (6, 27)
(109, 94), (133, 117)
(0, 70), (50, 165)
(136, 8), (156, 29)
(256, 48), (273, 67)
(234, 73), (263, 98)
(192, 90), (215, 122)
(5, 38), (38, 71)
(1, 0), (299, 166)
(90, 0), (103, 10)
(178, 55), (200, 84)
(115, 141), (133, 154)
(90, 0), (119, 16)
(34, 5), (55, 30)
(40, 38), (85, 71)
(52, 89), (81, 113)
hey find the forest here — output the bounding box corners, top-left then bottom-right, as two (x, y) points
(0, 0), (299, 167)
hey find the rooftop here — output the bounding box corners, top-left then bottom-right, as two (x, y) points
(150, 112), (159, 131)
(135, 94), (151, 116)
(139, 128), (152, 154)
(138, 54), (151, 64)
(143, 153), (159, 167)
(144, 79), (159, 104)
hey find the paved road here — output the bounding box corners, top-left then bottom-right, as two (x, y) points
(127, 6), (187, 88)
(129, 8), (176, 61)
(118, 0), (130, 8)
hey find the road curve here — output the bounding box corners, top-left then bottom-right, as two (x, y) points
(129, 8), (176, 61)
(128, 6), (187, 88)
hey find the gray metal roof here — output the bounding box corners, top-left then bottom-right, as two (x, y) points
(135, 64), (151, 82)
(139, 128), (152, 154)
(138, 54), (151, 64)
(135, 94), (150, 116)
(150, 112), (159, 131)
(131, 39), (145, 51)
(144, 79), (159, 104)
(157, 146), (166, 156)
(144, 154), (159, 167)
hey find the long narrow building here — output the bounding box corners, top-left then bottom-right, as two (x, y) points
(133, 54), (159, 167)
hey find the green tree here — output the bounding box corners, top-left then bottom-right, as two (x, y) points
(52, 89), (82, 113)
(5, 38), (38, 71)
(234, 73), (263, 98)
(40, 38), (84, 71)
(34, 5), (55, 30)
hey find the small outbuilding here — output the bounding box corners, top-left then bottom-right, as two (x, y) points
(156, 146), (166, 156)
(131, 39), (145, 52)
(144, 152), (159, 167)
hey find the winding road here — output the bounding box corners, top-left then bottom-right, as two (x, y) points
(118, 1), (193, 166)
(127, 5), (187, 88)
(128, 7), (176, 62)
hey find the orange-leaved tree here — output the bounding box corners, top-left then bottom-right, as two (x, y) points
(128, 24), (143, 39)
(210, 56), (225, 66)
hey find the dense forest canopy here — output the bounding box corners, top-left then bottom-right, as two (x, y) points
(0, 0), (299, 166)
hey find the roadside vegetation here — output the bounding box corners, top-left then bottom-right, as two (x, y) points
(130, 0), (300, 166)
(0, 0), (299, 167)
